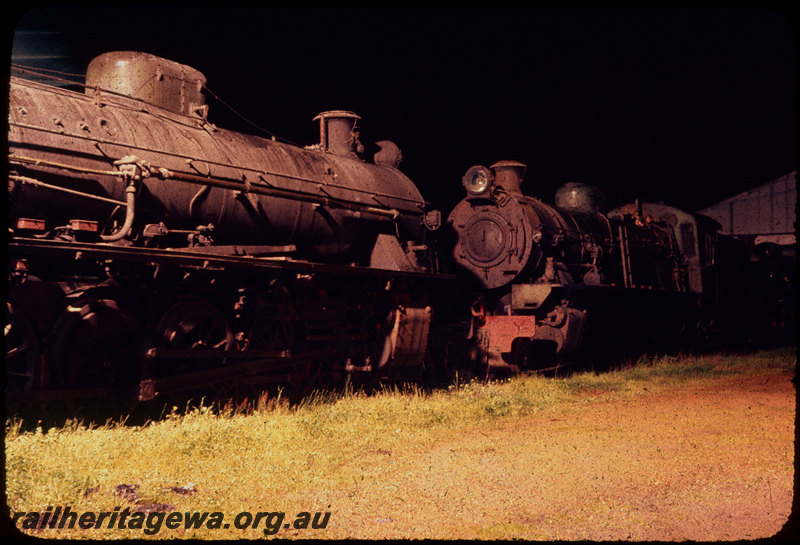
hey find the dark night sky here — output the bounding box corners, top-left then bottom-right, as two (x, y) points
(7, 6), (797, 214)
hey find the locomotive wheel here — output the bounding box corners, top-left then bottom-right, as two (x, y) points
(5, 302), (44, 417)
(49, 295), (143, 419)
(148, 296), (235, 378)
(234, 282), (295, 354)
(232, 282), (309, 402)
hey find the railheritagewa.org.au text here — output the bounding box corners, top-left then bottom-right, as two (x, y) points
(12, 505), (331, 536)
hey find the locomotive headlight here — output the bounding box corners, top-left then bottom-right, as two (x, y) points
(462, 165), (494, 196)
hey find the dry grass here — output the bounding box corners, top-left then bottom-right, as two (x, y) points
(5, 347), (795, 539)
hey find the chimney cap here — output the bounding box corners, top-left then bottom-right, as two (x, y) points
(490, 160), (526, 170)
(313, 110), (361, 122)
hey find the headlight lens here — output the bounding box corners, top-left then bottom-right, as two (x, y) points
(462, 165), (493, 195)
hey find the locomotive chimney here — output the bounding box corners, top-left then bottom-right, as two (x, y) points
(313, 110), (363, 158)
(490, 160), (526, 195)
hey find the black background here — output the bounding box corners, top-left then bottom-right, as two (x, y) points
(8, 6), (797, 215)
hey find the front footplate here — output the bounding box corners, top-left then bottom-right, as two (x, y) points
(474, 306), (586, 372)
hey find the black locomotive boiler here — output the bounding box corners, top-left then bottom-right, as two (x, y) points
(447, 160), (757, 373)
(6, 51), (447, 415)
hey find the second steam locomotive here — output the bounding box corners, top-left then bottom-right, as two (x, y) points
(447, 160), (764, 373)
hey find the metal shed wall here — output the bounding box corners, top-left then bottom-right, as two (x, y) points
(699, 171), (796, 246)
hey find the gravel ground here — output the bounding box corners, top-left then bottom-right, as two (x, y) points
(312, 370), (795, 540)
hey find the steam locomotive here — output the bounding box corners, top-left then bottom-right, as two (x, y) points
(5, 51), (780, 417)
(447, 161), (766, 373)
(6, 51), (447, 415)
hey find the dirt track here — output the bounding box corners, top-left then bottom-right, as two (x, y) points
(316, 371), (795, 540)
